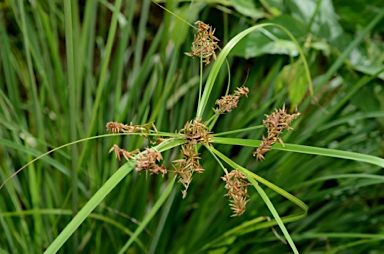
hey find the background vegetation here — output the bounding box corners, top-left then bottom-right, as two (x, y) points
(1, 0), (383, 253)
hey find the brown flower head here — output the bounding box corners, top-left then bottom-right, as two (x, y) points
(179, 118), (212, 145)
(214, 86), (249, 114)
(185, 21), (219, 65)
(172, 143), (204, 199)
(171, 119), (210, 198)
(109, 145), (140, 161)
(106, 122), (145, 134)
(109, 144), (167, 177)
(253, 105), (300, 161)
(106, 121), (158, 141)
(222, 169), (250, 216)
(234, 86), (249, 97)
(135, 147), (166, 176)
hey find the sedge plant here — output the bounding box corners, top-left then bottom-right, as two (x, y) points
(1, 1), (384, 254)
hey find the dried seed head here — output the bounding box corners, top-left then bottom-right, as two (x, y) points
(179, 118), (212, 145)
(253, 105), (300, 161)
(172, 142), (204, 198)
(234, 86), (249, 97)
(109, 144), (167, 177)
(214, 95), (239, 114)
(222, 169), (250, 216)
(106, 122), (125, 134)
(109, 144), (139, 161)
(172, 119), (210, 198)
(135, 148), (166, 176)
(106, 122), (159, 142)
(106, 122), (145, 134)
(185, 21), (219, 65)
(214, 86), (249, 114)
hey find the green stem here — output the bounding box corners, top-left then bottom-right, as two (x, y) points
(211, 137), (384, 168)
(214, 125), (264, 136)
(198, 52), (203, 106)
(63, 0), (79, 250)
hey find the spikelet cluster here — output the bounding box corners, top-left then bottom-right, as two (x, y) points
(214, 86), (249, 114)
(106, 122), (146, 134)
(179, 118), (212, 145)
(222, 169), (250, 216)
(109, 145), (166, 176)
(173, 143), (204, 198)
(107, 121), (166, 176)
(172, 119), (210, 198)
(253, 105), (300, 161)
(135, 148), (167, 176)
(109, 145), (139, 161)
(185, 21), (219, 65)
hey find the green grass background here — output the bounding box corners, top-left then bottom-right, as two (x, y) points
(1, 0), (384, 253)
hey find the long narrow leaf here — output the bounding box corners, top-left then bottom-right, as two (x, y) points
(118, 177), (176, 253)
(43, 161), (136, 254)
(207, 146), (304, 253)
(212, 137), (384, 167)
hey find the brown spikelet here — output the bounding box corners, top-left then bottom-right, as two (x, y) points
(106, 122), (159, 141)
(172, 142), (205, 199)
(106, 122), (145, 133)
(136, 147), (167, 177)
(214, 86), (249, 114)
(185, 21), (219, 65)
(253, 105), (300, 161)
(222, 169), (250, 216)
(171, 119), (210, 198)
(108, 144), (167, 176)
(109, 145), (139, 161)
(234, 86), (249, 97)
(179, 118), (212, 145)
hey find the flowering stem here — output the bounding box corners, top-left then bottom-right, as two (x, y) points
(198, 52), (203, 106)
(214, 125), (265, 137)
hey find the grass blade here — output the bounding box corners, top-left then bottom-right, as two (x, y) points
(63, 0), (79, 248)
(118, 177), (176, 253)
(43, 161), (136, 254)
(212, 137), (384, 167)
(208, 146), (305, 253)
(43, 139), (182, 253)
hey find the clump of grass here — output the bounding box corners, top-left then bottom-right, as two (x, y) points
(3, 2), (384, 253)
(0, 15), (308, 254)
